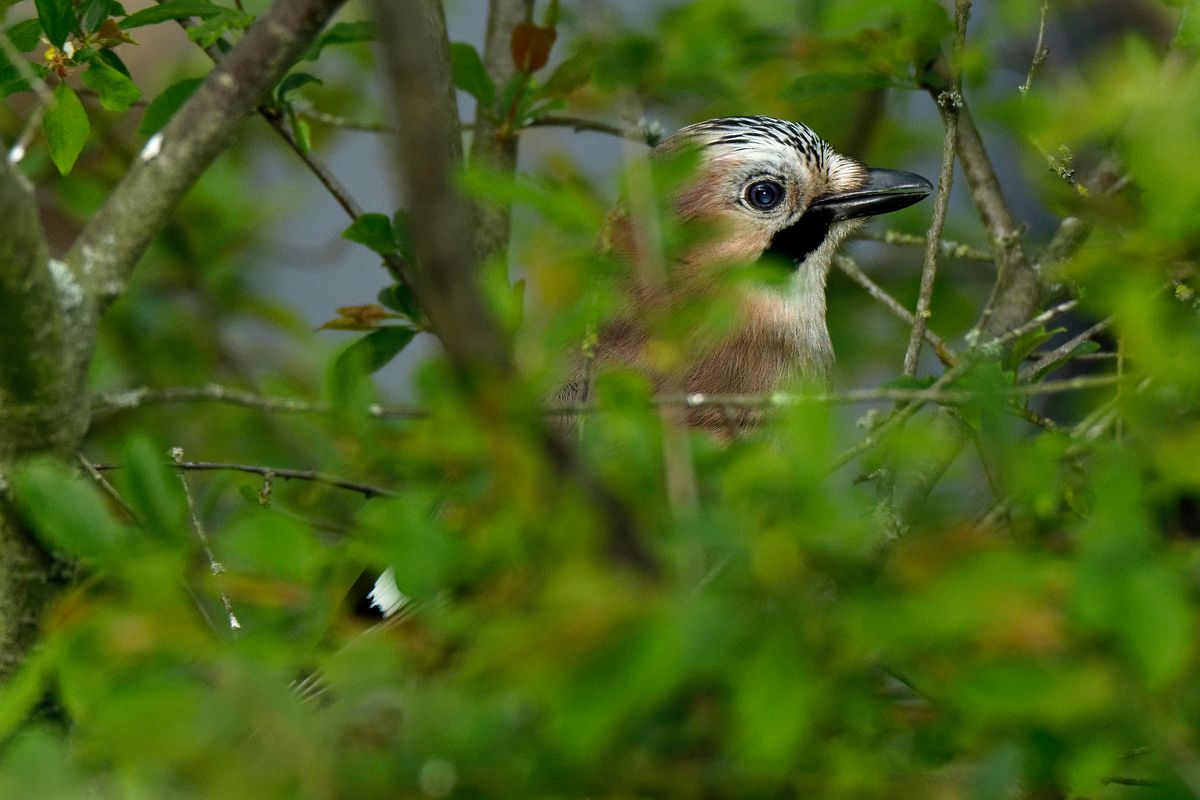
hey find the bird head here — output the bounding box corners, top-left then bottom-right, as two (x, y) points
(654, 115), (932, 270)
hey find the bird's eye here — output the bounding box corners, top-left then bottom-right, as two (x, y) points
(746, 180), (784, 211)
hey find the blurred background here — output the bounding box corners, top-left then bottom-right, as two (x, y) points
(3, 0), (1200, 797)
(13, 0), (1171, 402)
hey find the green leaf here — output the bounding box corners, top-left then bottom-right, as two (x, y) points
(881, 374), (937, 390)
(137, 76), (203, 136)
(302, 20), (374, 61)
(184, 7), (251, 49)
(221, 509), (321, 583)
(81, 59), (140, 112)
(536, 52), (593, 99)
(6, 19), (45, 52)
(377, 283), (421, 323)
(43, 81), (89, 174)
(97, 48), (130, 77)
(493, 71), (528, 121)
(34, 0), (74, 48)
(782, 72), (893, 100)
(112, 435), (188, 542)
(336, 327), (417, 374)
(342, 212), (397, 255)
(119, 0), (224, 29)
(1027, 339), (1101, 382)
(0, 65), (30, 98)
(275, 71), (321, 102)
(450, 42), (494, 108)
(284, 103), (311, 154)
(80, 0), (114, 34)
(359, 496), (466, 600)
(11, 458), (130, 566)
(1005, 325), (1058, 373)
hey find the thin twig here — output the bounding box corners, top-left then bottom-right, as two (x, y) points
(91, 459), (395, 499)
(1103, 777), (1163, 788)
(92, 373), (1120, 422)
(170, 448), (241, 634)
(853, 229), (992, 263)
(834, 307), (1111, 470)
(923, 38), (1041, 339)
(834, 362), (968, 469)
(299, 109), (665, 147)
(1071, 397), (1120, 441)
(833, 255), (958, 366)
(1019, 317), (1114, 381)
(298, 108), (397, 134)
(93, 383), (330, 415)
(901, 53), (961, 376)
(77, 453), (141, 524)
(258, 108), (412, 288)
(1018, 0), (1051, 97)
(69, 0), (350, 307)
(160, 1), (414, 291)
(527, 115), (664, 146)
(0, 28), (53, 164)
(977, 298), (1078, 351)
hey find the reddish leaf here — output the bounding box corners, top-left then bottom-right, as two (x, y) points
(511, 23), (556, 73)
(319, 304), (401, 331)
(97, 18), (136, 46)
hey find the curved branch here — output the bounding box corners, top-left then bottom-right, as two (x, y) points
(65, 0), (348, 309)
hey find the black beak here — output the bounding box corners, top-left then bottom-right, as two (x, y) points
(808, 168), (933, 221)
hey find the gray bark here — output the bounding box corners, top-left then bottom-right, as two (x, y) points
(0, 0), (346, 683)
(470, 0), (533, 262)
(371, 0), (511, 373)
(0, 161), (71, 680)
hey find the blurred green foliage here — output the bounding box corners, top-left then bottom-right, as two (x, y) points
(2, 0), (1200, 797)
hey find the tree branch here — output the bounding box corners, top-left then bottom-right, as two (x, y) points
(66, 0), (347, 308)
(1018, 0), (1051, 97)
(159, 0), (414, 289)
(470, 0), (533, 263)
(853, 229), (992, 263)
(91, 377), (1123, 421)
(0, 160), (77, 685)
(90, 459), (395, 499)
(922, 48), (1042, 340)
(371, 0), (508, 372)
(833, 256), (958, 367)
(901, 0), (966, 377)
(902, 103), (957, 375)
(0, 160), (79, 459)
(1019, 316), (1114, 382)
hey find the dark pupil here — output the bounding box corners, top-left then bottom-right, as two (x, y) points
(749, 181), (782, 210)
